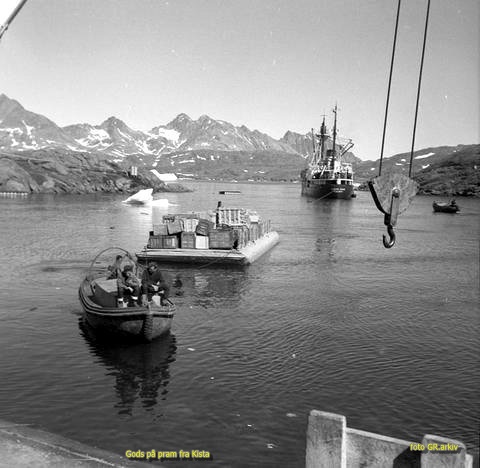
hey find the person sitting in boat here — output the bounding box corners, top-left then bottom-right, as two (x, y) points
(117, 264), (141, 307)
(107, 255), (123, 279)
(141, 262), (170, 306)
(450, 199), (457, 207)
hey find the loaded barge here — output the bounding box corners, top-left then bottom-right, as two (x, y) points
(136, 204), (279, 265)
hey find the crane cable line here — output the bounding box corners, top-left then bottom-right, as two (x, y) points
(369, 0), (431, 248)
(379, 0), (402, 177)
(0, 0), (28, 42)
(379, 0), (431, 178)
(409, 0), (431, 178)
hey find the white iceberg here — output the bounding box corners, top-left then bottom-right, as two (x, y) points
(122, 188), (153, 205)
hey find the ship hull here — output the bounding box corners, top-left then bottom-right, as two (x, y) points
(301, 179), (354, 199)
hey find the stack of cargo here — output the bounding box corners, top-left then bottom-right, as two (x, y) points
(146, 205), (272, 251)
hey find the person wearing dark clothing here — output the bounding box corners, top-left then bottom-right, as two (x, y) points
(141, 262), (170, 305)
(107, 255), (123, 280)
(117, 264), (141, 306)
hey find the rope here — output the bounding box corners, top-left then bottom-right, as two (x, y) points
(409, 0), (431, 178)
(312, 191), (334, 202)
(379, 0), (402, 177)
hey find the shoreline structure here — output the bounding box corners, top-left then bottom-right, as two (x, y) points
(0, 415), (474, 467)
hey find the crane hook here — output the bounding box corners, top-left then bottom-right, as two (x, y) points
(382, 224), (396, 248)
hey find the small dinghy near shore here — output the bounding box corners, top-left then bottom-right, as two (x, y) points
(432, 200), (460, 213)
(78, 248), (175, 342)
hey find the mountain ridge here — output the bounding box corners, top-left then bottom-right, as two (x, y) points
(0, 93), (349, 160)
(1, 94), (478, 196)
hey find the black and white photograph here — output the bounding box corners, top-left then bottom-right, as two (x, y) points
(0, 1), (478, 467)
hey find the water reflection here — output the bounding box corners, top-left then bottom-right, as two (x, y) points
(309, 198), (361, 260)
(79, 319), (177, 415)
(165, 265), (251, 308)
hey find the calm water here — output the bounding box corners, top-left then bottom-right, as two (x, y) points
(0, 182), (479, 467)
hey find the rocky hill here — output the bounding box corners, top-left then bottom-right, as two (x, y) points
(0, 148), (185, 194)
(356, 144), (480, 196)
(0, 93), (478, 195)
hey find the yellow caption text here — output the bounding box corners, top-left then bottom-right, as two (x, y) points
(126, 449), (212, 461)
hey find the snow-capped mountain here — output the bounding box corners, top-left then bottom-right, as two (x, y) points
(0, 94), (81, 151)
(63, 117), (160, 161)
(0, 93), (309, 161)
(152, 113), (295, 153)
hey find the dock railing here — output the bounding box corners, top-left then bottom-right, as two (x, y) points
(306, 410), (473, 468)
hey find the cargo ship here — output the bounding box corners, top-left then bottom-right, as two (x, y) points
(136, 203), (279, 265)
(301, 105), (355, 199)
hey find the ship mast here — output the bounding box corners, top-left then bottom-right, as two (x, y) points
(319, 116), (327, 163)
(331, 104), (338, 169)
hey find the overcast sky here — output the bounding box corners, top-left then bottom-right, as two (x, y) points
(0, 0), (478, 160)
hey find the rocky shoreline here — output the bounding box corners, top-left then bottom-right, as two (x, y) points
(0, 150), (190, 194)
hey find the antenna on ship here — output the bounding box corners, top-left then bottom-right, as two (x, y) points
(0, 0), (29, 41)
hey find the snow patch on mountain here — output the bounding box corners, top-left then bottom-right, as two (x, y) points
(415, 152), (435, 159)
(118, 129), (134, 141)
(2, 127), (22, 135)
(22, 120), (34, 136)
(136, 140), (154, 154)
(154, 128), (180, 142)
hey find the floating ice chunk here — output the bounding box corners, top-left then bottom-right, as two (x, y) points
(122, 188), (153, 205)
(151, 198), (169, 207)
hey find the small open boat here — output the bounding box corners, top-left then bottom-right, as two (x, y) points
(78, 248), (175, 341)
(433, 201), (460, 213)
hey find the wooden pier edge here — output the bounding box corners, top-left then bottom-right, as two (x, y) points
(306, 410), (473, 468)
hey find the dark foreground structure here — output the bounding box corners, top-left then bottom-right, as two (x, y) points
(0, 419), (149, 467)
(306, 410), (473, 467)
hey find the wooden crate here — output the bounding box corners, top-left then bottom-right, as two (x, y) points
(181, 218), (199, 233)
(163, 235), (179, 248)
(148, 235), (164, 248)
(195, 219), (214, 236)
(153, 224), (168, 235)
(167, 220), (183, 235)
(233, 225), (248, 248)
(181, 232), (196, 249)
(148, 234), (179, 249)
(249, 224), (259, 241)
(217, 208), (243, 226)
(209, 229), (234, 249)
(195, 235), (209, 249)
